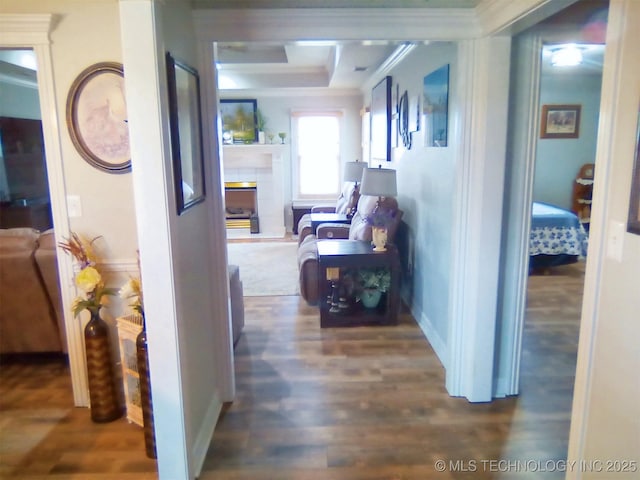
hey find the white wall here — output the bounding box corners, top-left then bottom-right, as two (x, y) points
(0, 81), (41, 119)
(535, 73), (602, 210)
(568, 0), (640, 475)
(364, 42), (458, 361)
(121, 0), (231, 477)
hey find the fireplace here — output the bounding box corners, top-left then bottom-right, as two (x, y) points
(224, 181), (257, 229)
(222, 145), (285, 238)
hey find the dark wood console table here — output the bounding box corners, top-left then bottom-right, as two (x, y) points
(316, 240), (400, 328)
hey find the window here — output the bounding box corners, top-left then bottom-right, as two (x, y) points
(292, 111), (342, 199)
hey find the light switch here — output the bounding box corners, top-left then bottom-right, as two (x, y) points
(67, 195), (82, 218)
(606, 220), (625, 262)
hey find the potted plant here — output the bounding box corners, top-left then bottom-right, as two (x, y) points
(355, 267), (391, 308)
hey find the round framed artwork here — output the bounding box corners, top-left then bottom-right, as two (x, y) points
(66, 62), (131, 173)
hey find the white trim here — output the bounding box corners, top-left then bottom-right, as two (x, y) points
(476, 0), (579, 36)
(566, 1), (627, 474)
(448, 37), (511, 402)
(193, 8), (479, 43)
(494, 33), (543, 398)
(415, 311), (447, 367)
(198, 40), (236, 402)
(0, 14), (89, 407)
(191, 392), (223, 478)
(119, 2), (190, 478)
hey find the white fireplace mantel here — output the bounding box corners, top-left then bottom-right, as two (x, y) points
(222, 144), (285, 169)
(221, 144), (286, 238)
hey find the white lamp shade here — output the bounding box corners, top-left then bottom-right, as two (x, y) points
(343, 161), (366, 183)
(360, 167), (397, 197)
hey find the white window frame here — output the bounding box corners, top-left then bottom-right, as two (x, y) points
(291, 109), (344, 201)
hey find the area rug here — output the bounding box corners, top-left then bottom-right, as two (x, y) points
(227, 241), (299, 296)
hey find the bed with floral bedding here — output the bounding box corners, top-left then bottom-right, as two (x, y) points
(529, 201), (589, 270)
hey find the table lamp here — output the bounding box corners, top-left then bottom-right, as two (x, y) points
(360, 166), (398, 251)
(360, 166), (397, 200)
(343, 160), (366, 186)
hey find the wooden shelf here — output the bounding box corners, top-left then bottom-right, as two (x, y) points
(571, 163), (595, 227)
(316, 240), (400, 328)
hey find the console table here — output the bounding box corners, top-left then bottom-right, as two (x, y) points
(316, 240), (400, 328)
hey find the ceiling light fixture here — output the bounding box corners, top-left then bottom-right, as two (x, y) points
(550, 44), (584, 67)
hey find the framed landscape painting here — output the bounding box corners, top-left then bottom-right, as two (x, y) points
(540, 104), (581, 139)
(423, 64), (450, 147)
(220, 99), (258, 144)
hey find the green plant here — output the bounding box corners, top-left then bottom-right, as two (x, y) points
(256, 108), (268, 131)
(356, 267), (391, 293)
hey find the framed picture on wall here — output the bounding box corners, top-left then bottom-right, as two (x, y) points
(540, 104), (581, 139)
(423, 64), (450, 147)
(220, 99), (258, 144)
(66, 62), (131, 173)
(166, 52), (206, 215)
(370, 76), (392, 164)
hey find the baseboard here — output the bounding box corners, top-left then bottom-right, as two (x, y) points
(413, 307), (447, 368)
(192, 392), (223, 478)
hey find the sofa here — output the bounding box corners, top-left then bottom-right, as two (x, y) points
(0, 228), (66, 354)
(297, 195), (403, 305)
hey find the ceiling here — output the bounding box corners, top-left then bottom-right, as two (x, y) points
(208, 0), (482, 94)
(216, 40), (418, 93)
(214, 0), (607, 95)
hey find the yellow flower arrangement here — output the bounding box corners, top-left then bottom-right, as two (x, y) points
(119, 276), (144, 317)
(59, 232), (117, 317)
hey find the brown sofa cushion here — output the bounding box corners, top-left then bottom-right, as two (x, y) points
(0, 228), (62, 353)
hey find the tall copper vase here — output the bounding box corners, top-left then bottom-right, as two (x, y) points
(137, 317), (157, 459)
(84, 309), (122, 423)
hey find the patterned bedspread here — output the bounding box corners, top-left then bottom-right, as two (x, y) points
(530, 202), (588, 257)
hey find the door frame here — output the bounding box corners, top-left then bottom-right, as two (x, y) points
(0, 13), (89, 406)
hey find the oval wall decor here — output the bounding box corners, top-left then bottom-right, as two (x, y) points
(66, 62), (131, 173)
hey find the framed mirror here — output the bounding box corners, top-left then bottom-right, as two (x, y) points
(166, 52), (206, 214)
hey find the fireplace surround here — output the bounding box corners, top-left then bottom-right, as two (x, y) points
(224, 181), (257, 229)
(222, 145), (285, 238)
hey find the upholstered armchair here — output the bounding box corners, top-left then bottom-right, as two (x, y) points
(297, 195), (403, 305)
(297, 181), (360, 245)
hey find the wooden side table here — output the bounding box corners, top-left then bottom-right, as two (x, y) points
(316, 240), (400, 328)
(310, 213), (350, 234)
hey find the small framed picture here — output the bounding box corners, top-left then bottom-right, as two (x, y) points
(540, 104), (581, 139)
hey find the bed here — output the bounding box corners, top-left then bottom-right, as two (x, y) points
(530, 202), (589, 271)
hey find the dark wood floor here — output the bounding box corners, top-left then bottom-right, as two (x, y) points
(0, 262), (584, 479)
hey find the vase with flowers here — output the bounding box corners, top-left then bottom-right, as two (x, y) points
(364, 207), (396, 252)
(59, 232), (121, 423)
(120, 273), (156, 459)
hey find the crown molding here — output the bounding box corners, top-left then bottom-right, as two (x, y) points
(0, 14), (56, 45)
(220, 86), (363, 98)
(194, 8), (480, 42)
(475, 0), (579, 36)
